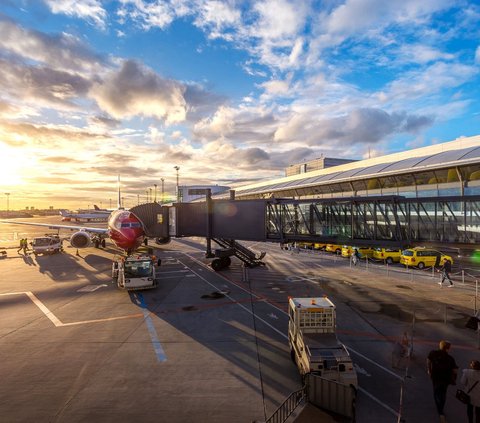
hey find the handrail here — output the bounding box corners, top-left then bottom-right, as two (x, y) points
(264, 386), (307, 423)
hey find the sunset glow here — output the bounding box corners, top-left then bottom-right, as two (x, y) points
(0, 1), (479, 210)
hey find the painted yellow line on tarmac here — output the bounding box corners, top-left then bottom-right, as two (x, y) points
(0, 291), (143, 327)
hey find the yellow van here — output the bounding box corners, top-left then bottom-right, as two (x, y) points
(341, 245), (352, 257)
(342, 246), (374, 258)
(326, 244), (343, 254)
(400, 247), (453, 269)
(373, 247), (402, 264)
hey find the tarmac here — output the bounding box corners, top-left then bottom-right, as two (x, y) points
(1, 218), (480, 422)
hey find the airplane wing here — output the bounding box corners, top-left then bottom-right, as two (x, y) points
(0, 220), (108, 234)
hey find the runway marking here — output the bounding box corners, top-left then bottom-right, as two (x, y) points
(133, 293), (167, 362)
(358, 386), (400, 418)
(77, 284), (107, 292)
(346, 346), (403, 381)
(0, 291), (143, 327)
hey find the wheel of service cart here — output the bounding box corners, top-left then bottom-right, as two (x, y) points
(94, 239), (100, 248)
(54, 248), (59, 254)
(211, 258), (224, 272)
(418, 262), (425, 269)
(221, 257), (231, 268)
(336, 248), (341, 255)
(101, 239), (106, 248)
(386, 257), (394, 265)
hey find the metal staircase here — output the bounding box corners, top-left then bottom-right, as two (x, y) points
(212, 238), (266, 267)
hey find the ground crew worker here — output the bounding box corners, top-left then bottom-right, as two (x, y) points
(17, 238), (24, 254)
(22, 238), (28, 254)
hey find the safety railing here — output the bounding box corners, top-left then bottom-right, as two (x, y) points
(264, 386), (306, 423)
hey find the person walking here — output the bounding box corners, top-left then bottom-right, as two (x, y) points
(461, 360), (480, 423)
(352, 248), (360, 266)
(17, 238), (25, 254)
(22, 238), (29, 254)
(438, 258), (454, 287)
(427, 340), (458, 422)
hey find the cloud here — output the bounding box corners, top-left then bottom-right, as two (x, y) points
(274, 108), (433, 145)
(0, 120), (109, 148)
(397, 44), (455, 64)
(90, 60), (187, 122)
(44, 0), (107, 30)
(0, 17), (105, 74)
(40, 156), (81, 163)
(193, 105), (277, 144)
(0, 59), (91, 109)
(116, 0), (178, 30)
(476, 46), (480, 64)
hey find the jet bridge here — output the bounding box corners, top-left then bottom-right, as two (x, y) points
(131, 194), (480, 268)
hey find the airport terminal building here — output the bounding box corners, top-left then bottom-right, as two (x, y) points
(201, 135), (480, 248)
(227, 135), (480, 201)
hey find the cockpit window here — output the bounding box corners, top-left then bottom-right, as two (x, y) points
(120, 222), (142, 228)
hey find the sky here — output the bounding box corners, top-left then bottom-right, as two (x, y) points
(0, 0), (479, 210)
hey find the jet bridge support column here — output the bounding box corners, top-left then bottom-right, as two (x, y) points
(205, 189), (215, 258)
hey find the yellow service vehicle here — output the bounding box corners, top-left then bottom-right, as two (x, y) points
(400, 247), (453, 269)
(373, 247), (402, 264)
(288, 297), (358, 388)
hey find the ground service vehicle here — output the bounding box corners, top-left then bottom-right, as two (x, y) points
(288, 297), (358, 388)
(31, 235), (63, 256)
(112, 254), (159, 290)
(373, 247), (402, 264)
(400, 247), (453, 269)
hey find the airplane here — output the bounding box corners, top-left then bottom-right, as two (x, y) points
(1, 178), (150, 255)
(59, 207), (110, 222)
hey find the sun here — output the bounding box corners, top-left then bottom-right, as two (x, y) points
(0, 143), (26, 188)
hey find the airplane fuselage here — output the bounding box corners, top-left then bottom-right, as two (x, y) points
(107, 210), (145, 254)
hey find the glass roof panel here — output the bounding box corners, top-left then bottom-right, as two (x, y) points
(380, 156), (431, 172)
(353, 163), (394, 177)
(456, 146), (480, 161)
(415, 147), (478, 167)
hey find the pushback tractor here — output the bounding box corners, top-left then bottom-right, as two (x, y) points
(112, 254), (160, 290)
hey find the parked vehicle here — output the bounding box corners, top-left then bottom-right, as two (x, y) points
(31, 235), (63, 256)
(400, 247), (453, 269)
(342, 245), (374, 258)
(326, 244), (343, 254)
(288, 297), (358, 388)
(341, 245), (353, 258)
(373, 247), (402, 264)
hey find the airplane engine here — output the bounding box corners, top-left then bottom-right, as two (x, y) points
(70, 231), (92, 248)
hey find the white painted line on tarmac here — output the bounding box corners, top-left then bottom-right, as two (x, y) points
(77, 284), (107, 292)
(347, 346), (403, 381)
(180, 261), (288, 340)
(357, 386), (400, 418)
(25, 291), (63, 327)
(182, 252), (288, 316)
(0, 291), (143, 327)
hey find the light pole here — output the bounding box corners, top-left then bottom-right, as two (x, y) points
(154, 184), (157, 202)
(137, 194), (140, 206)
(161, 178), (164, 203)
(149, 188), (152, 203)
(174, 166), (180, 202)
(5, 193), (10, 216)
(145, 190), (149, 203)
